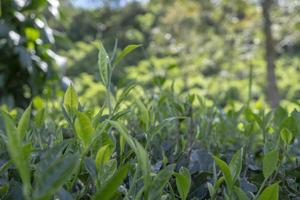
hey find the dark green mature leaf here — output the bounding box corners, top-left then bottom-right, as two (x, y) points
(36, 141), (70, 173)
(113, 44), (141, 66)
(175, 167), (191, 200)
(234, 186), (249, 200)
(213, 156), (233, 189)
(147, 116), (186, 138)
(108, 120), (151, 189)
(93, 164), (129, 200)
(133, 96), (150, 130)
(17, 103), (31, 140)
(33, 154), (79, 200)
(257, 182), (279, 200)
(263, 150), (278, 179)
(148, 164), (175, 200)
(98, 42), (110, 85)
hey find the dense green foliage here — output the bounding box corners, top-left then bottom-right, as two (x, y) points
(0, 0), (63, 107)
(1, 0), (300, 199)
(0, 44), (300, 199)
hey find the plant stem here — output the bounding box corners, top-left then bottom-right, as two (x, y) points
(254, 177), (268, 199)
(247, 62), (253, 107)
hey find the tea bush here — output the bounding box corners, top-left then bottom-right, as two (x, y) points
(0, 43), (299, 200)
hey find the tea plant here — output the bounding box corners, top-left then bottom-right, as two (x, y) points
(0, 43), (299, 200)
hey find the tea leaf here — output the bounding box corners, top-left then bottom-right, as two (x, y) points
(34, 107), (45, 128)
(148, 164), (175, 200)
(95, 144), (113, 170)
(33, 154), (80, 200)
(263, 150), (279, 179)
(229, 148), (243, 182)
(175, 167), (191, 200)
(63, 85), (78, 116)
(17, 103), (32, 140)
(75, 112), (95, 148)
(98, 42), (110, 85)
(213, 155), (233, 189)
(1, 111), (31, 198)
(114, 44), (141, 66)
(280, 128), (293, 144)
(93, 164), (129, 200)
(234, 186), (249, 200)
(257, 182), (279, 200)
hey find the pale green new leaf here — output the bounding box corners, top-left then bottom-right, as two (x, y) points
(98, 42), (110, 85)
(114, 83), (136, 112)
(257, 182), (279, 200)
(95, 144), (113, 170)
(1, 111), (31, 197)
(263, 150), (279, 179)
(17, 103), (32, 140)
(280, 128), (293, 144)
(113, 44), (141, 66)
(75, 112), (95, 148)
(34, 107), (45, 128)
(63, 85), (78, 116)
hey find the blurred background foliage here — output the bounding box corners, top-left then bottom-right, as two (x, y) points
(1, 0), (300, 109)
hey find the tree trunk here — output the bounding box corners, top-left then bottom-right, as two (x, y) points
(261, 0), (279, 108)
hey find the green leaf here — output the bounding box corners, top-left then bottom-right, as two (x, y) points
(33, 154), (80, 200)
(244, 108), (263, 127)
(207, 182), (215, 197)
(74, 112), (95, 148)
(1, 111), (31, 197)
(95, 144), (113, 170)
(93, 164), (129, 200)
(63, 85), (78, 116)
(33, 96), (44, 110)
(114, 83), (136, 112)
(175, 167), (191, 200)
(34, 108), (45, 128)
(229, 148), (243, 182)
(98, 42), (110, 85)
(133, 96), (150, 130)
(234, 186), (249, 200)
(213, 155), (233, 190)
(257, 182), (279, 200)
(280, 128), (293, 144)
(17, 103), (31, 140)
(113, 44), (141, 66)
(148, 164), (175, 200)
(25, 27), (40, 41)
(279, 116), (298, 136)
(263, 150), (279, 179)
(108, 120), (151, 189)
